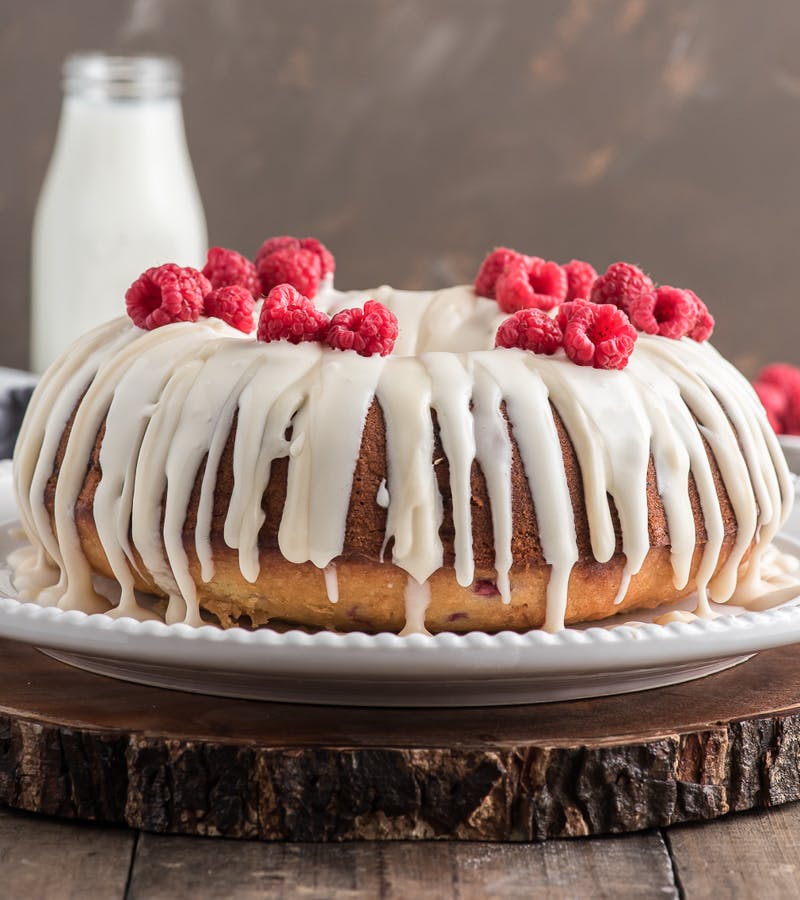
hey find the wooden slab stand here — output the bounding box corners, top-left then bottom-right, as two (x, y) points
(1, 638), (800, 841)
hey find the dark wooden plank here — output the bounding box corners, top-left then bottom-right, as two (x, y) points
(128, 836), (384, 899)
(379, 834), (678, 900)
(128, 831), (676, 899)
(0, 806), (134, 900)
(667, 803), (800, 899)
(1, 639), (800, 838)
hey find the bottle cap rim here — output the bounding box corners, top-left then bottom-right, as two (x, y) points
(63, 53), (182, 99)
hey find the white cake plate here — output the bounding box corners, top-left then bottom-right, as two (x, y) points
(1, 461), (800, 706)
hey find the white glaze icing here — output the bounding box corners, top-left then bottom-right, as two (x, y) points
(12, 284), (796, 634)
(323, 564), (339, 604)
(654, 610), (699, 626)
(399, 576), (432, 636)
(376, 479), (390, 509)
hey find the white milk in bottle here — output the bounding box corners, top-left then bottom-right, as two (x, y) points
(31, 54), (207, 372)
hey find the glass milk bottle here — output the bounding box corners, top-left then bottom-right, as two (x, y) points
(31, 54), (207, 372)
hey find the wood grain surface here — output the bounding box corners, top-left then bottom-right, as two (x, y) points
(0, 808), (134, 900)
(128, 831), (677, 900)
(4, 803), (800, 899)
(667, 805), (800, 900)
(2, 639), (800, 842)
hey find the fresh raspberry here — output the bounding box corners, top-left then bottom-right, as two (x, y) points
(495, 309), (563, 355)
(254, 235), (300, 268)
(687, 291), (715, 342)
(299, 237), (335, 277)
(628, 285), (697, 339)
(757, 363), (800, 434)
(256, 284), (329, 344)
(556, 298), (593, 332)
(563, 259), (597, 300)
(474, 247), (525, 299)
(758, 363), (800, 393)
(255, 235), (335, 280)
(472, 579), (500, 597)
(753, 381), (787, 433)
(784, 404), (800, 436)
(326, 300), (398, 357)
(203, 285), (255, 333)
(495, 257), (567, 314)
(560, 301), (637, 370)
(590, 262), (655, 314)
(495, 262), (551, 313)
(125, 263), (210, 330)
(257, 247), (322, 298)
(202, 247), (259, 294)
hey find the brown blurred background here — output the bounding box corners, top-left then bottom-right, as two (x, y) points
(1, 0), (799, 373)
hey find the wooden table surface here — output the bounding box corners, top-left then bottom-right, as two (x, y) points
(1, 802), (798, 899)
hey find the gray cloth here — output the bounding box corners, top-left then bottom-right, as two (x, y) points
(0, 369), (37, 459)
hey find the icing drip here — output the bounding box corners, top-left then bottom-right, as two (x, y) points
(279, 352), (385, 569)
(7, 544), (59, 603)
(399, 576), (432, 636)
(471, 362), (513, 605)
(654, 610), (699, 626)
(21, 320), (142, 611)
(376, 479), (390, 509)
(730, 545), (800, 611)
(475, 350), (579, 632)
(626, 361), (695, 591)
(224, 342), (320, 582)
(100, 326), (252, 619)
(423, 353), (476, 588)
(377, 357), (443, 585)
(11, 285), (797, 632)
(323, 564), (339, 604)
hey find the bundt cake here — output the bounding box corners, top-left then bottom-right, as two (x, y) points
(10, 242), (795, 635)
